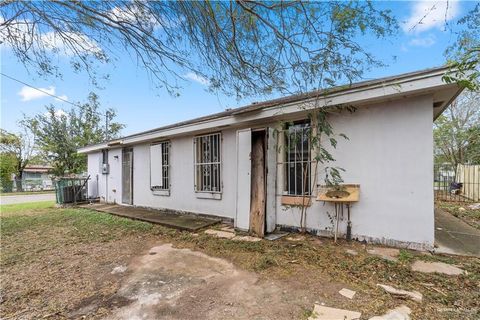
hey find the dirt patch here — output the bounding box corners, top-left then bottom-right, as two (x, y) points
(2, 205), (479, 319)
(74, 243), (342, 320)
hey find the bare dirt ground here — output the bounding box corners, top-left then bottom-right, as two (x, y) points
(1, 203), (479, 319)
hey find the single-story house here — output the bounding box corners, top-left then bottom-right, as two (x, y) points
(78, 66), (464, 250)
(14, 165), (54, 191)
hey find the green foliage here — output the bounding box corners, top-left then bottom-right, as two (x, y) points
(433, 91), (480, 166)
(444, 4), (480, 90)
(23, 93), (124, 176)
(0, 128), (36, 191)
(0, 153), (17, 192)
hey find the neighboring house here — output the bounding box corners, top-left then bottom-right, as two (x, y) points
(15, 165), (54, 190)
(79, 67), (463, 250)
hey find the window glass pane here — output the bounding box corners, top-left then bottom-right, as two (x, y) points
(284, 121), (311, 195)
(195, 133), (221, 192)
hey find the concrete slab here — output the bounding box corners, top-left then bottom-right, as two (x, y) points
(264, 231), (289, 241)
(435, 208), (480, 257)
(369, 305), (411, 320)
(220, 226), (235, 232)
(377, 284), (422, 302)
(204, 229), (236, 239)
(79, 203), (220, 231)
(308, 305), (361, 320)
(411, 260), (464, 276)
(367, 247), (400, 262)
(339, 288), (356, 299)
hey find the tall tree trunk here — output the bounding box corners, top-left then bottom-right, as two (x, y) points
(15, 176), (23, 192)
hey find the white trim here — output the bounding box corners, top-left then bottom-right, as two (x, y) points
(152, 189), (170, 196)
(195, 192), (222, 200)
(78, 69), (455, 154)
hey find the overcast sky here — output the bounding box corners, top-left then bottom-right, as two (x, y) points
(1, 1), (475, 136)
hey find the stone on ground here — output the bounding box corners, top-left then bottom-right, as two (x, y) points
(411, 260), (464, 276)
(111, 265), (127, 274)
(232, 235), (262, 242)
(367, 247), (399, 262)
(204, 229), (236, 239)
(286, 235), (306, 242)
(467, 203), (480, 210)
(377, 284), (422, 302)
(368, 305), (411, 320)
(345, 249), (358, 256)
(339, 288), (356, 299)
(308, 305), (361, 320)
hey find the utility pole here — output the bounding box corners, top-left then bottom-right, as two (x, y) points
(105, 110), (110, 142)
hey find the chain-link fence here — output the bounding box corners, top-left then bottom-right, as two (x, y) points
(1, 178), (54, 193)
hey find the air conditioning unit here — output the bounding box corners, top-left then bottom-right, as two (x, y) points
(102, 163), (110, 174)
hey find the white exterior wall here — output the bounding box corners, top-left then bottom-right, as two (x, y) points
(275, 95), (434, 249)
(132, 129), (237, 219)
(86, 94), (434, 249)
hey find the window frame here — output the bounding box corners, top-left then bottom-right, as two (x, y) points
(283, 120), (312, 197)
(150, 141), (170, 193)
(193, 132), (222, 194)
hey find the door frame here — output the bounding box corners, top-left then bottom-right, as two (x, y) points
(122, 147), (134, 205)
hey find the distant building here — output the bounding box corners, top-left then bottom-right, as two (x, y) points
(14, 165), (54, 191)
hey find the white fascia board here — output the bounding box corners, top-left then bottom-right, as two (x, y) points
(79, 69), (454, 153)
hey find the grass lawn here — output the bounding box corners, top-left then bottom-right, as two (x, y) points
(437, 201), (480, 229)
(1, 203), (479, 319)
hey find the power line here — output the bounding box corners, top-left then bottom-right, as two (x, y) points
(0, 72), (105, 117)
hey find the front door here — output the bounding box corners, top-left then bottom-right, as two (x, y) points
(122, 147), (133, 204)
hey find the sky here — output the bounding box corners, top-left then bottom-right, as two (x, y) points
(0, 1), (476, 136)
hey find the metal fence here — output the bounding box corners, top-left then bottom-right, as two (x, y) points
(434, 164), (480, 202)
(1, 178), (54, 193)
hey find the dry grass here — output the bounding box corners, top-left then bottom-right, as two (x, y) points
(1, 203), (479, 319)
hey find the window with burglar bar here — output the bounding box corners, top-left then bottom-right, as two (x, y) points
(151, 141), (170, 190)
(284, 121), (311, 196)
(194, 133), (221, 192)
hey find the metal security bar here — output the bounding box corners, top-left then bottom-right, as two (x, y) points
(434, 164), (480, 202)
(152, 141), (170, 190)
(285, 121), (311, 196)
(194, 133), (221, 192)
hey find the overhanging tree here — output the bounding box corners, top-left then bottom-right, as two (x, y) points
(443, 3), (480, 90)
(1, 1), (397, 97)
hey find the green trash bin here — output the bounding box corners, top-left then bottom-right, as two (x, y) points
(54, 177), (89, 204)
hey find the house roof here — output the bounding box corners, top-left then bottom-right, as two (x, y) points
(78, 66), (462, 154)
(23, 165), (53, 173)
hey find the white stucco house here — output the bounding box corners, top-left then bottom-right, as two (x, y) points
(78, 67), (464, 250)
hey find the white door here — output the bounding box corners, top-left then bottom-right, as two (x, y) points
(235, 129), (251, 231)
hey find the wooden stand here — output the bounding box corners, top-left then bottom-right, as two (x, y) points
(317, 184), (360, 243)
